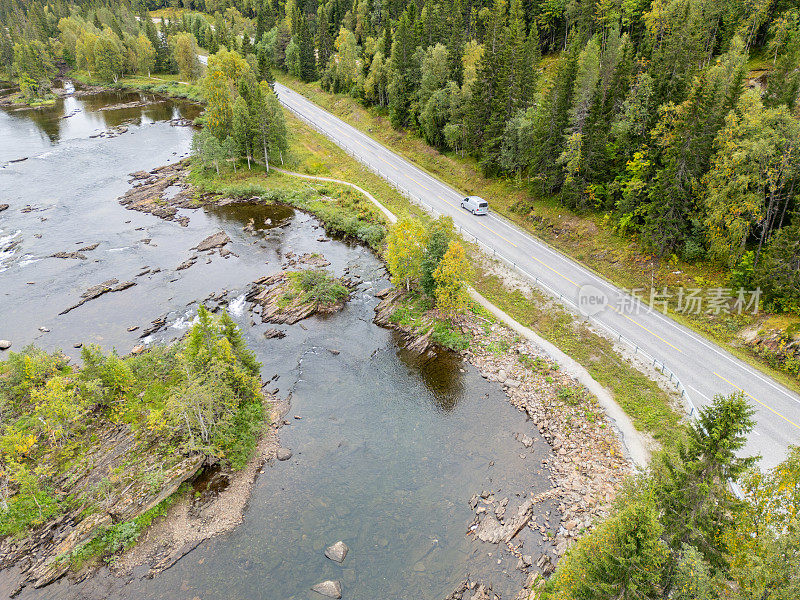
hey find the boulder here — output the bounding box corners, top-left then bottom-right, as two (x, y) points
(311, 580), (342, 598)
(325, 541), (349, 563)
(276, 448), (293, 461)
(192, 231), (231, 252)
(0, 340), (11, 350)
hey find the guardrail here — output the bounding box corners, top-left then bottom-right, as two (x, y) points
(279, 91), (756, 498)
(280, 94), (699, 420)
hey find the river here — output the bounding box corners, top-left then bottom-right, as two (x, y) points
(0, 83), (556, 600)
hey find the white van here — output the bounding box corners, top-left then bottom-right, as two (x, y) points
(461, 196), (488, 215)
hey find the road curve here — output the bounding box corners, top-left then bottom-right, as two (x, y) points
(274, 81), (800, 468)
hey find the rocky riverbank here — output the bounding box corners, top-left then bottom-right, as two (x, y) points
(0, 78), (109, 109)
(112, 395), (292, 579)
(0, 351), (279, 598)
(374, 290), (633, 599)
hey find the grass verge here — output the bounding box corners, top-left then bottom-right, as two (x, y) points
(201, 104), (683, 448)
(471, 266), (684, 448)
(69, 70), (203, 103)
(274, 71), (800, 395)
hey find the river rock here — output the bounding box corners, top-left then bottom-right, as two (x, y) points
(50, 251), (86, 260)
(60, 279), (136, 315)
(276, 448), (293, 461)
(176, 256), (197, 271)
(193, 231), (231, 252)
(311, 580), (342, 598)
(516, 433), (534, 448)
(470, 584), (493, 600)
(0, 204), (9, 212)
(325, 541), (349, 563)
(475, 499), (534, 543)
(0, 340), (11, 350)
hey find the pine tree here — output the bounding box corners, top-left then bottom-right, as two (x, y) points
(528, 47), (579, 192)
(652, 392), (755, 568)
(446, 0), (465, 85)
(257, 43), (274, 84)
(241, 31), (253, 57)
(465, 0), (509, 168)
(256, 0), (275, 42)
(316, 5), (335, 70)
(388, 10), (418, 127)
(297, 12), (316, 81)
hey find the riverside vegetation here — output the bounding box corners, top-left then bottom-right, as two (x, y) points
(0, 308), (267, 587)
(4, 1), (800, 598)
(178, 40), (798, 599)
(376, 198), (800, 600)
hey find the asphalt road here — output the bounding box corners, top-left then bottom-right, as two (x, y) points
(274, 81), (800, 468)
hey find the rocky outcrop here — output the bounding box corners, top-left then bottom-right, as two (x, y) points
(50, 251), (86, 260)
(474, 499), (534, 544)
(246, 271), (350, 325)
(445, 581), (500, 600)
(742, 324), (800, 378)
(60, 278), (136, 314)
(0, 423), (206, 595)
(193, 231), (231, 252)
(118, 161), (194, 226)
(373, 289), (438, 356)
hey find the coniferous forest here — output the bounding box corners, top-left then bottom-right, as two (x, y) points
(2, 2), (800, 599)
(3, 0), (799, 312)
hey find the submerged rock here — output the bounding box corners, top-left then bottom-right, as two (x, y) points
(276, 448), (293, 461)
(325, 541), (349, 563)
(311, 580), (342, 599)
(515, 432), (534, 448)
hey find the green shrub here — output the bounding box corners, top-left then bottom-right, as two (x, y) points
(430, 321), (471, 351)
(288, 269), (349, 306)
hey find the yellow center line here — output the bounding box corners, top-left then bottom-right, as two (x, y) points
(408, 176), (430, 192)
(530, 255), (578, 286)
(714, 372), (800, 430)
(471, 219), (517, 247)
(438, 196), (458, 209)
(606, 305), (683, 353)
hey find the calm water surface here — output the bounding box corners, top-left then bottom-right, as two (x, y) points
(0, 84), (556, 600)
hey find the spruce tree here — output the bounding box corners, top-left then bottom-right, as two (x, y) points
(297, 12), (316, 81)
(388, 11), (417, 128)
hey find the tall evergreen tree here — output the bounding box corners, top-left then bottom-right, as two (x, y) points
(388, 10), (417, 127)
(297, 12), (316, 81)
